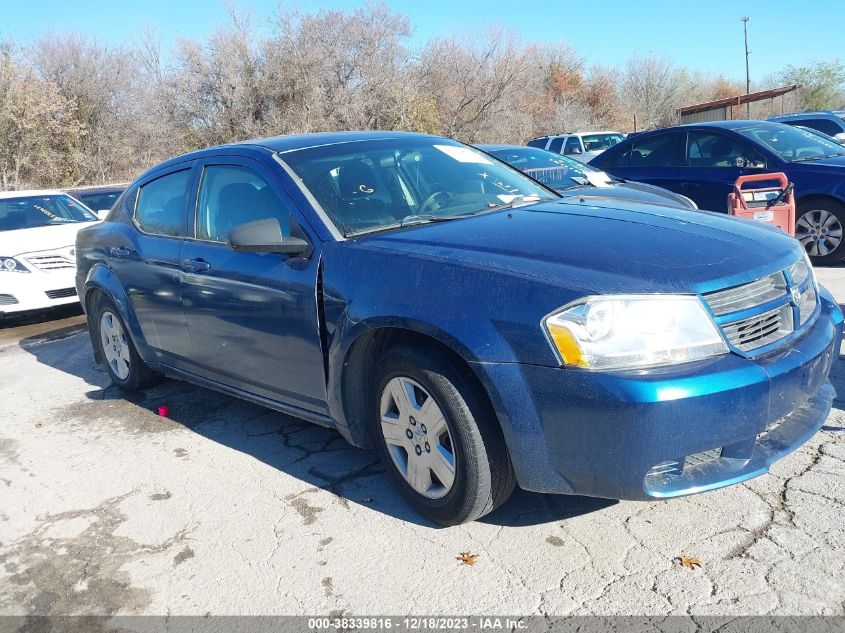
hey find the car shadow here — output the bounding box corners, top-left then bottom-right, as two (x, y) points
(19, 328), (611, 528)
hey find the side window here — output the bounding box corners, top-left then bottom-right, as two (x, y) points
(527, 138), (547, 149)
(548, 137), (565, 153)
(685, 131), (766, 169)
(135, 169), (191, 237)
(196, 164), (292, 243)
(563, 137), (582, 155)
(626, 133), (677, 167)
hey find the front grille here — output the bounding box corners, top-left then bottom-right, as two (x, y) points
(24, 252), (75, 271)
(45, 287), (77, 299)
(721, 305), (793, 351)
(702, 268), (802, 353)
(703, 271), (786, 316)
(0, 293), (18, 305)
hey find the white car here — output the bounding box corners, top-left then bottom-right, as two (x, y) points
(527, 131), (626, 163)
(0, 190), (100, 316)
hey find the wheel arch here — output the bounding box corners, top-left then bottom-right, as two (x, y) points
(334, 325), (500, 450)
(795, 192), (845, 211)
(82, 264), (153, 363)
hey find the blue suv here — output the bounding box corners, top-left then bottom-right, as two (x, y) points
(76, 131), (842, 525)
(590, 121), (845, 264)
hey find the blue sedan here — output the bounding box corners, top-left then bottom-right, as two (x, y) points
(76, 131), (842, 525)
(589, 121), (845, 263)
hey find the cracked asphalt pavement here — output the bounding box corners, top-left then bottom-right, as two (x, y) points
(1, 271), (845, 617)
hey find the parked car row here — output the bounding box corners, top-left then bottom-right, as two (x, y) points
(526, 117), (845, 264)
(586, 120), (845, 263)
(3, 122), (843, 525)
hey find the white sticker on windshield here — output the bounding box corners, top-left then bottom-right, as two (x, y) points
(434, 145), (493, 165)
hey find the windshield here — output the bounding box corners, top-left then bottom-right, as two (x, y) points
(483, 146), (605, 189)
(0, 194), (98, 232)
(76, 191), (122, 211)
(581, 133), (625, 153)
(281, 138), (557, 236)
(739, 124), (845, 162)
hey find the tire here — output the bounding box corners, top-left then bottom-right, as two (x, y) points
(370, 345), (515, 525)
(795, 199), (845, 265)
(93, 296), (160, 392)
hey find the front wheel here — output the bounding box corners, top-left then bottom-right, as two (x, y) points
(795, 200), (845, 264)
(371, 345), (515, 525)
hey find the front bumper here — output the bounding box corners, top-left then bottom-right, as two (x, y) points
(473, 286), (842, 500)
(0, 270), (80, 314)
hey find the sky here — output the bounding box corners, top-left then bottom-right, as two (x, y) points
(1, 0), (842, 82)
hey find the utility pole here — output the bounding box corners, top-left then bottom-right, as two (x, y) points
(741, 16), (751, 118)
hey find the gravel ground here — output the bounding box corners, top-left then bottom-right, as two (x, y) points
(0, 270), (844, 617)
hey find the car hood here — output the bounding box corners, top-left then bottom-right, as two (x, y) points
(558, 180), (693, 209)
(0, 222), (99, 257)
(358, 199), (803, 296)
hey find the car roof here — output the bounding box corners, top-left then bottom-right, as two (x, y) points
(769, 111), (839, 121)
(534, 131), (622, 139)
(136, 130), (444, 182)
(623, 120), (784, 138)
(65, 184), (128, 193)
(0, 189), (67, 199)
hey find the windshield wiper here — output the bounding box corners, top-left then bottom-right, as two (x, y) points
(398, 214), (462, 227)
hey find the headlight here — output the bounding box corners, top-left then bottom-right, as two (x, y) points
(0, 257), (29, 272)
(543, 295), (728, 370)
(790, 252), (817, 324)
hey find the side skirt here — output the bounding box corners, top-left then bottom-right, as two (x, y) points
(149, 362), (339, 431)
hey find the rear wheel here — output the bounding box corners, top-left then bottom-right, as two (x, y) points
(94, 296), (159, 391)
(370, 345), (515, 525)
(796, 200), (845, 264)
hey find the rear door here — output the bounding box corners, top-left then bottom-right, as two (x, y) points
(107, 165), (195, 361)
(676, 130), (769, 213)
(179, 156), (328, 414)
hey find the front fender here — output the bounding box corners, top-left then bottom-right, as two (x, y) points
(83, 263), (154, 364)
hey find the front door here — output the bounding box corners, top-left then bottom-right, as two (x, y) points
(676, 130), (769, 213)
(179, 158), (328, 414)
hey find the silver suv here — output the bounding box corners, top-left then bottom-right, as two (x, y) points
(527, 131), (626, 163)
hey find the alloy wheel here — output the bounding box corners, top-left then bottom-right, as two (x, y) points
(796, 209), (843, 257)
(100, 311), (131, 380)
(379, 376), (456, 499)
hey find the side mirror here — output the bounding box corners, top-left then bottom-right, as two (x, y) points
(566, 146), (582, 155)
(835, 132), (845, 144)
(96, 209), (110, 220)
(229, 218), (310, 256)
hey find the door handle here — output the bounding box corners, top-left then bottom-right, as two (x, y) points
(180, 258), (211, 273)
(679, 182), (700, 189)
(109, 246), (131, 259)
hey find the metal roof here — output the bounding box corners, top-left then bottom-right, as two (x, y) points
(677, 85), (799, 117)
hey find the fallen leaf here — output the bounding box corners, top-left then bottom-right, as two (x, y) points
(675, 554), (703, 570)
(456, 552), (479, 566)
(35, 422), (43, 428)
